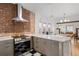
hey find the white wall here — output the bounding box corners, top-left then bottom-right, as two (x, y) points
(34, 5), (57, 34)
(22, 3), (79, 34)
(35, 3), (79, 34)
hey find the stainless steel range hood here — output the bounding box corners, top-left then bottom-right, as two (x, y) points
(13, 4), (28, 22)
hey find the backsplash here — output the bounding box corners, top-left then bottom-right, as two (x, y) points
(0, 3), (33, 34)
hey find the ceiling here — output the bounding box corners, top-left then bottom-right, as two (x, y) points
(22, 3), (55, 12)
(22, 3), (79, 21)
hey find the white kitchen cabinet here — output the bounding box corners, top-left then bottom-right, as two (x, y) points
(0, 39), (13, 56)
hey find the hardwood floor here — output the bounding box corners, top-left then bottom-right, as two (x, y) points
(71, 39), (79, 56)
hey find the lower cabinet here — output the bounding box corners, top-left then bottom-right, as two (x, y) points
(33, 37), (61, 56)
(37, 38), (46, 54)
(33, 37), (52, 55)
(44, 39), (52, 56)
(33, 37), (38, 50)
(50, 40), (59, 56)
(33, 37), (71, 56)
(33, 37), (44, 54)
(0, 39), (13, 56)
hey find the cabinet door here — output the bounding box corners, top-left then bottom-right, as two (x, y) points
(45, 40), (51, 56)
(41, 39), (49, 55)
(37, 38), (45, 54)
(33, 37), (53, 55)
(34, 37), (43, 52)
(33, 37), (37, 50)
(33, 37), (39, 50)
(2, 44), (13, 56)
(0, 42), (6, 56)
(33, 37), (46, 54)
(37, 38), (51, 55)
(0, 40), (13, 56)
(4, 40), (13, 56)
(50, 40), (59, 56)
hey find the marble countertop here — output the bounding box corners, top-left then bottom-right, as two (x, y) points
(0, 36), (13, 41)
(34, 35), (71, 42)
(0, 33), (71, 42)
(24, 34), (71, 42)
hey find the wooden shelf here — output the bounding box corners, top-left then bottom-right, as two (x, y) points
(57, 20), (79, 24)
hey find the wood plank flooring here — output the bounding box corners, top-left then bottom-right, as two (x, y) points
(71, 39), (79, 56)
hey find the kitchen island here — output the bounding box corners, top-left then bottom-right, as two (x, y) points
(32, 35), (71, 56)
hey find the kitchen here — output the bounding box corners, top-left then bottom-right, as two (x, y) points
(0, 3), (79, 56)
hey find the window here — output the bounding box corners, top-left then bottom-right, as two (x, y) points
(66, 25), (74, 32)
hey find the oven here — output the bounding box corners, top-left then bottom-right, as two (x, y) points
(13, 36), (31, 56)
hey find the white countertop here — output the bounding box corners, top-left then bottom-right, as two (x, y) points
(33, 34), (71, 42)
(0, 36), (13, 41)
(0, 33), (71, 42)
(24, 34), (71, 42)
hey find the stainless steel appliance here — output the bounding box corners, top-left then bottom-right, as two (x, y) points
(13, 36), (31, 56)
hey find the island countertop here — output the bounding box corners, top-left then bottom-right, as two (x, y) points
(24, 34), (71, 42)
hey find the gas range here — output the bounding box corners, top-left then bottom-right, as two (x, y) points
(13, 35), (31, 56)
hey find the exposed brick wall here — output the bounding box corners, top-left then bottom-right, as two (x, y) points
(0, 3), (31, 33)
